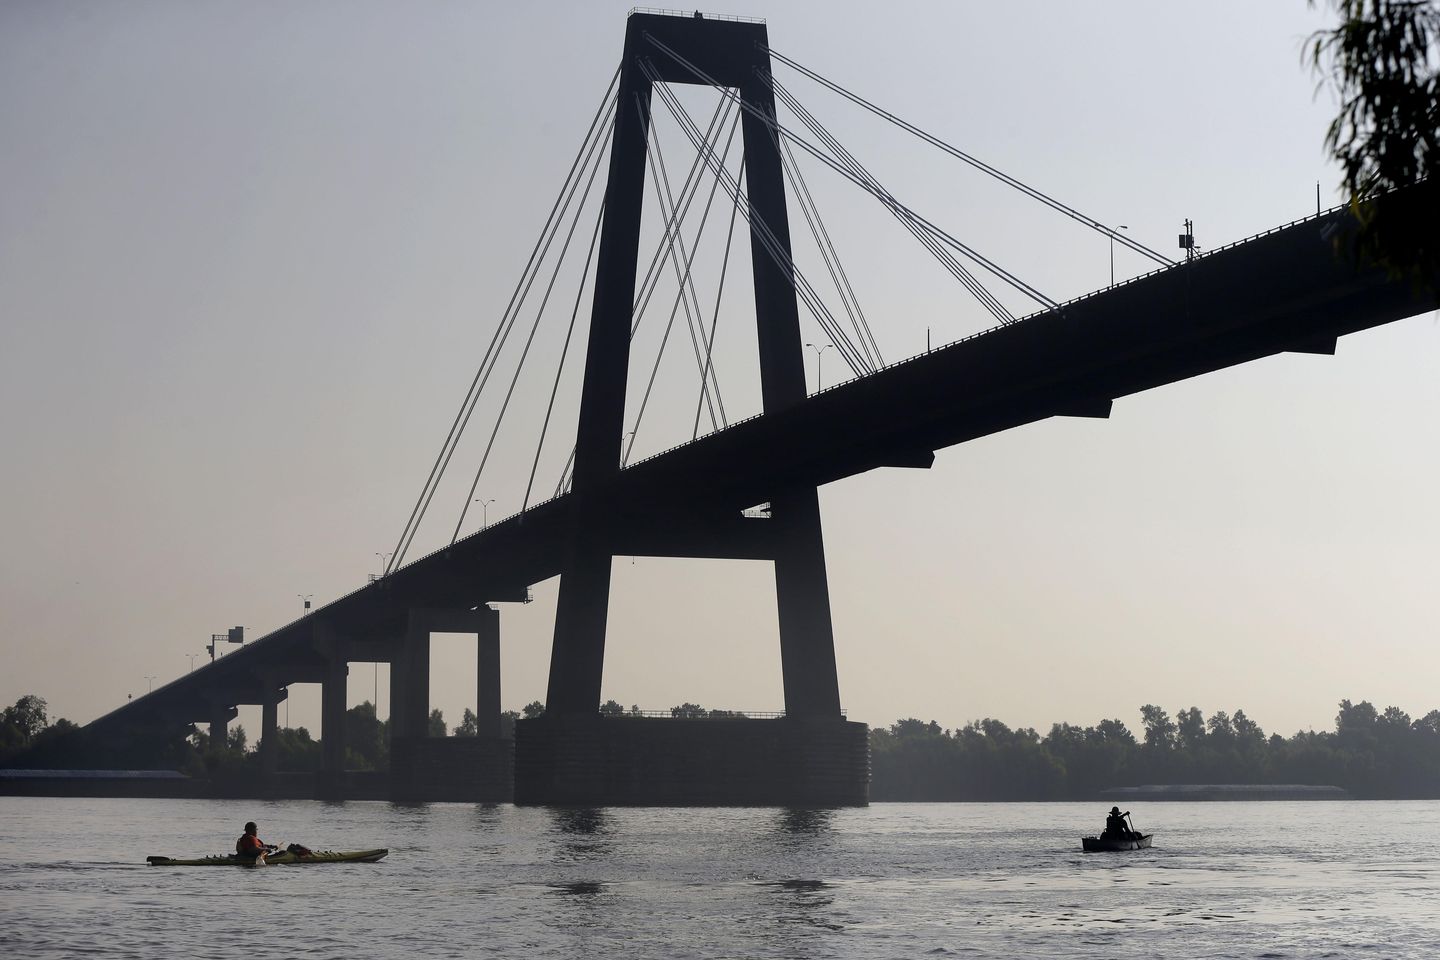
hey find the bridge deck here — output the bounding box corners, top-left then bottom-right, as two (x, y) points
(91, 188), (1438, 730)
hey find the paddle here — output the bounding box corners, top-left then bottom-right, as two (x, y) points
(1124, 812), (1141, 841)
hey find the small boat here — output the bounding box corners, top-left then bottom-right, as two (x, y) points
(146, 848), (388, 866)
(1082, 834), (1152, 852)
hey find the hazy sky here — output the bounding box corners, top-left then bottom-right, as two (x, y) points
(2, 1), (1436, 743)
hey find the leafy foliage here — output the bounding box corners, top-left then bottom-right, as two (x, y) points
(1310, 1), (1440, 282)
(427, 708), (447, 738)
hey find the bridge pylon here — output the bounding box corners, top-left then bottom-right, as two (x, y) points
(547, 11), (841, 720)
(526, 10), (866, 806)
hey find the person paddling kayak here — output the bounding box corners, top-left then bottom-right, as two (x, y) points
(236, 822), (276, 861)
(1102, 806), (1135, 840)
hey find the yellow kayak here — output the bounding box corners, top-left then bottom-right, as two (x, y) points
(146, 848), (388, 866)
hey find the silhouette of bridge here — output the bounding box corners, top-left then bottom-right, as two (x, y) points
(85, 11), (1437, 804)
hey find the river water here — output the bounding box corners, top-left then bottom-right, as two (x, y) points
(2, 797), (1437, 959)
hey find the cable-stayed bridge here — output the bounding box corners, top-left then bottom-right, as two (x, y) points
(85, 11), (1437, 805)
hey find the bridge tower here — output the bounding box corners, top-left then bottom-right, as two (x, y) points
(549, 12), (840, 719)
(523, 11), (865, 804)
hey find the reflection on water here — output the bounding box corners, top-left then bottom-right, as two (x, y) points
(546, 806), (612, 863)
(3, 798), (1440, 959)
(775, 806), (834, 837)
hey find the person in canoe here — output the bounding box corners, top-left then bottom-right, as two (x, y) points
(1102, 806), (1134, 840)
(236, 822), (277, 861)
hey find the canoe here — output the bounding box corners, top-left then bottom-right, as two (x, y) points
(146, 848), (388, 866)
(1082, 834), (1152, 852)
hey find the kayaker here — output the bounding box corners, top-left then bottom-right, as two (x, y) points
(236, 821), (275, 860)
(1103, 807), (1132, 839)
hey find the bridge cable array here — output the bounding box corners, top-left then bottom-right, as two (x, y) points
(386, 64), (622, 572)
(641, 57), (876, 379)
(764, 46), (1173, 267)
(623, 96), (745, 468)
(393, 34), (1167, 560)
(643, 32), (1049, 332)
(553, 90), (745, 497)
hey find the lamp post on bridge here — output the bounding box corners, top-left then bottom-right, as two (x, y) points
(1110, 225), (1129, 286)
(298, 593), (313, 614)
(187, 653), (200, 673)
(474, 499), (495, 529)
(805, 342), (833, 392)
(145, 675), (157, 694)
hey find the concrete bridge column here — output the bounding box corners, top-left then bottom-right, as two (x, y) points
(389, 610), (431, 740)
(208, 702), (230, 749)
(320, 655), (348, 794)
(477, 606), (501, 738)
(258, 680), (283, 777)
(771, 487), (842, 719)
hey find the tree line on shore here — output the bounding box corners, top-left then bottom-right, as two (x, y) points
(871, 700), (1440, 800)
(7, 693), (1440, 799)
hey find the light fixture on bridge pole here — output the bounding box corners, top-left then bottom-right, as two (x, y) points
(298, 593), (313, 614)
(145, 675), (157, 694)
(1110, 225), (1129, 286)
(473, 499), (495, 529)
(186, 653), (200, 673)
(805, 342), (833, 392)
(375, 552), (393, 576)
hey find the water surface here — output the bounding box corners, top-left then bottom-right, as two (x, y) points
(2, 798), (1436, 958)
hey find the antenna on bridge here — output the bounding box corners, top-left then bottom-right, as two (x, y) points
(1179, 219), (1197, 262)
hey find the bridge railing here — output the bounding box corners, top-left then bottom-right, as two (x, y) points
(628, 7), (766, 24)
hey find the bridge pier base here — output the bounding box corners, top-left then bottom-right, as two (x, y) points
(388, 606), (513, 802)
(514, 715), (869, 806)
(318, 656), (348, 800)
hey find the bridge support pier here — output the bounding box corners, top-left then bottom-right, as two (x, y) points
(389, 607), (512, 801)
(207, 702), (230, 750)
(477, 606), (501, 738)
(772, 488), (842, 719)
(319, 655), (348, 800)
(259, 684), (281, 778)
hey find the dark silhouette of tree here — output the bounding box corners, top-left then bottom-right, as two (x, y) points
(1309, 0), (1440, 283)
(1177, 707), (1207, 751)
(1207, 710), (1236, 742)
(453, 708), (479, 736)
(521, 701), (546, 719)
(599, 700), (626, 717)
(344, 701), (388, 768)
(670, 702), (707, 719)
(1, 695), (49, 747)
(226, 725), (247, 752)
(272, 726), (321, 772)
(427, 708), (447, 737)
(1139, 704), (1176, 750)
(871, 699), (1440, 800)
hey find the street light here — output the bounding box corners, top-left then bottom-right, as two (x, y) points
(145, 675), (157, 693)
(186, 654), (200, 673)
(375, 552), (393, 576)
(1110, 225), (1129, 286)
(473, 499), (495, 528)
(298, 593), (313, 614)
(805, 342), (833, 392)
